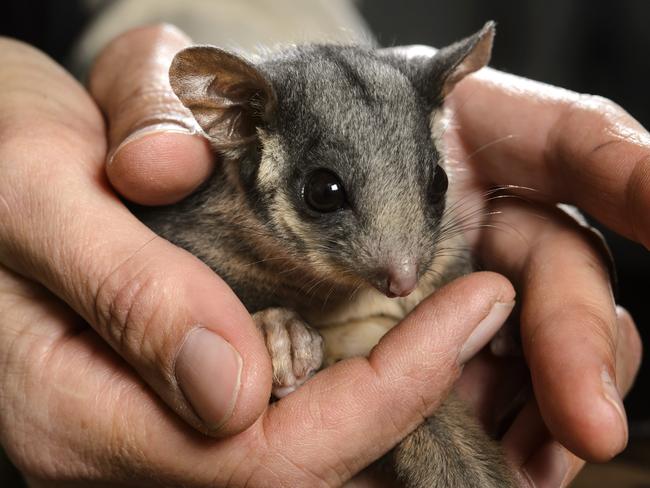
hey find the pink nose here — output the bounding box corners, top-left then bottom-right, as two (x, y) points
(386, 262), (418, 298)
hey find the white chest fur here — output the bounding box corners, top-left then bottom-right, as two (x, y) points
(300, 276), (437, 365)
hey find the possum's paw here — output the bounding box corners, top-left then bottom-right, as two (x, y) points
(253, 308), (324, 398)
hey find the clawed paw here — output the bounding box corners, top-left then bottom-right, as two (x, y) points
(253, 308), (324, 398)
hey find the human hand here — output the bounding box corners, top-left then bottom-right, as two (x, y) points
(90, 25), (644, 486)
(0, 33), (521, 487)
(443, 61), (647, 483)
(0, 34), (271, 437)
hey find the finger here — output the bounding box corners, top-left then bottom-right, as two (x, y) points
(0, 38), (270, 436)
(502, 401), (585, 488)
(477, 200), (628, 462)
(455, 350), (529, 436)
(0, 265), (208, 486)
(522, 441), (585, 488)
(450, 66), (650, 249)
(503, 306), (641, 487)
(89, 24), (214, 205)
(0, 270), (514, 486)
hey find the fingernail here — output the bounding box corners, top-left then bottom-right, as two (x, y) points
(601, 368), (628, 451)
(108, 121), (199, 165)
(459, 300), (515, 364)
(176, 327), (242, 430)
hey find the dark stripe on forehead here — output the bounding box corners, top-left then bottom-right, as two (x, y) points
(329, 51), (376, 106)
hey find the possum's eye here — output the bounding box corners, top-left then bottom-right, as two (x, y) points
(430, 166), (448, 204)
(303, 169), (346, 213)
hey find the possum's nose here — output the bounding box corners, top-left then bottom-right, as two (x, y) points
(385, 262), (418, 298)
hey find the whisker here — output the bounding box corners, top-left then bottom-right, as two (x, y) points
(465, 134), (518, 161)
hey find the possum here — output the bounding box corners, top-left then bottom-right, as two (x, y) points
(133, 21), (516, 488)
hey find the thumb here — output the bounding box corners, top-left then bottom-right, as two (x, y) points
(89, 24), (214, 205)
(0, 37), (270, 436)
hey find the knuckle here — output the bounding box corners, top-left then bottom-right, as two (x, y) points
(370, 353), (446, 433)
(108, 87), (189, 146)
(579, 306), (616, 350)
(535, 305), (617, 363)
(90, 25), (195, 148)
(577, 93), (623, 114)
(255, 401), (350, 487)
(566, 94), (625, 125)
(93, 259), (172, 365)
(551, 94), (622, 159)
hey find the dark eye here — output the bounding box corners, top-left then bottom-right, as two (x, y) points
(303, 169), (346, 213)
(430, 166), (448, 204)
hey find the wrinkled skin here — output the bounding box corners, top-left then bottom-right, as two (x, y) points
(0, 24), (644, 487)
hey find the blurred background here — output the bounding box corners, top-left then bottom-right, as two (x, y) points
(1, 0), (649, 485)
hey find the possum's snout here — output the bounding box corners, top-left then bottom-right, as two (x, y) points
(371, 260), (418, 298)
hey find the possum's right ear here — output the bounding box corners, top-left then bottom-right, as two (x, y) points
(379, 21), (494, 109)
(169, 46), (277, 151)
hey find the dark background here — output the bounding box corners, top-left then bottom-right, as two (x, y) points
(0, 0), (647, 436)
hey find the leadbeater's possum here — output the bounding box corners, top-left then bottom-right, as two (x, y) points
(134, 21), (516, 488)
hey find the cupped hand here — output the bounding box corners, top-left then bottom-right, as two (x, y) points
(0, 35), (272, 437)
(0, 32), (515, 487)
(90, 26), (644, 487)
(0, 245), (515, 485)
(446, 65), (646, 466)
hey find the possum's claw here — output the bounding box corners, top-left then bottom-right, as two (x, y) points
(253, 308), (324, 398)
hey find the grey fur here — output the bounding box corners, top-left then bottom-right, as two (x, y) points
(134, 21), (515, 488)
(393, 395), (514, 488)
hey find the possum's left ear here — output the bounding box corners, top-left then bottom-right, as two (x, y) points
(381, 21), (494, 107)
(169, 46), (277, 152)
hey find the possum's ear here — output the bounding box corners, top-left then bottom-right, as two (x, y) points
(169, 46), (276, 151)
(381, 21), (494, 107)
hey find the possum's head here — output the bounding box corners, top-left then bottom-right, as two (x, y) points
(169, 23), (494, 297)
